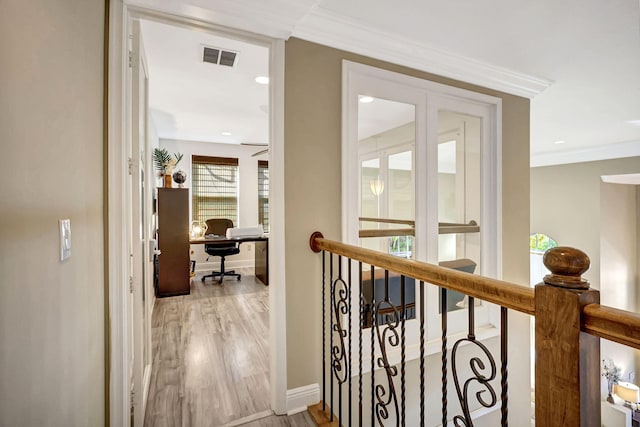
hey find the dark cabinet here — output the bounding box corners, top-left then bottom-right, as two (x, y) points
(255, 239), (269, 286)
(156, 188), (190, 297)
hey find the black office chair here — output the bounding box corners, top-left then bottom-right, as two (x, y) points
(201, 218), (242, 284)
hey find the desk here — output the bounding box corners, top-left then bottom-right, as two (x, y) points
(190, 235), (269, 285)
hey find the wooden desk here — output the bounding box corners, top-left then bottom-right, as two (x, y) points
(190, 235), (269, 286)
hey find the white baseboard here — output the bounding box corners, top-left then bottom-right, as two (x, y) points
(194, 260), (254, 273)
(286, 383), (320, 415)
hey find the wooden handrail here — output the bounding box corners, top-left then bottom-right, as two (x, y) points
(358, 219), (480, 237)
(583, 304), (640, 350)
(359, 228), (415, 238)
(309, 232), (535, 315)
(359, 217), (416, 226)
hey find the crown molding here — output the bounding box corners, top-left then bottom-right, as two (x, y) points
(127, 0), (320, 39)
(531, 140), (640, 167)
(292, 8), (553, 99)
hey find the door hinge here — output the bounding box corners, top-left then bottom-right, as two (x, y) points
(128, 50), (133, 68)
(128, 157), (135, 175)
(129, 276), (134, 293)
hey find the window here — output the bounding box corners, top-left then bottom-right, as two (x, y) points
(258, 160), (269, 233)
(191, 155), (238, 225)
(530, 232), (558, 253)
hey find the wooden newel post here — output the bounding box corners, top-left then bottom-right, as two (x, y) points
(535, 247), (600, 427)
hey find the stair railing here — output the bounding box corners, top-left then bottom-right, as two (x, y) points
(308, 231), (640, 427)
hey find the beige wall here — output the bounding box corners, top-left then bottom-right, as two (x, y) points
(284, 38), (531, 409)
(531, 157), (640, 291)
(0, 0), (105, 425)
(532, 158), (640, 391)
(600, 182), (638, 381)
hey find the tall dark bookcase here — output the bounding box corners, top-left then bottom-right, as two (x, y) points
(156, 188), (190, 297)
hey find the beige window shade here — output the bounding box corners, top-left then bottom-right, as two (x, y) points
(258, 160), (269, 233)
(192, 155), (239, 225)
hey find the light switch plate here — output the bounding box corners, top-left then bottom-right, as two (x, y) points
(60, 219), (71, 261)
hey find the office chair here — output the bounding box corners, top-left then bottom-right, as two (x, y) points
(201, 218), (242, 284)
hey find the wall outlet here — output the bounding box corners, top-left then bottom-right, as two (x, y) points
(59, 219), (71, 261)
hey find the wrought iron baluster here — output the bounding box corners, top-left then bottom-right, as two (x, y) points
(322, 250), (326, 412)
(468, 296), (475, 340)
(374, 270), (399, 426)
(501, 307), (508, 427)
(441, 288), (448, 427)
(420, 282), (425, 427)
(400, 275), (406, 427)
(451, 295), (498, 427)
(330, 253), (334, 421)
(338, 256), (343, 424)
(358, 263), (363, 427)
(348, 259), (353, 427)
(331, 256), (349, 424)
(370, 265), (375, 427)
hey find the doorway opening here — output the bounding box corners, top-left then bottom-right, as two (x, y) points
(108, 5), (287, 426)
(139, 18), (273, 427)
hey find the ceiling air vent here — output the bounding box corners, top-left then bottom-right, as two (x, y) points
(202, 46), (238, 67)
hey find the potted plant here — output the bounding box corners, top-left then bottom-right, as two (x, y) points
(602, 358), (622, 403)
(152, 148), (183, 187)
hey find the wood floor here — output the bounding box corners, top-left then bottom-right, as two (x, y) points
(144, 269), (312, 427)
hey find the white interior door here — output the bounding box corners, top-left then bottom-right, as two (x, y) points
(128, 19), (152, 427)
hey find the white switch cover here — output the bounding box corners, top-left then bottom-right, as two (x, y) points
(60, 219), (71, 261)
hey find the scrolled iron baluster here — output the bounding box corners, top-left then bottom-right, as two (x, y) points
(331, 277), (350, 387)
(374, 299), (401, 427)
(451, 337), (498, 427)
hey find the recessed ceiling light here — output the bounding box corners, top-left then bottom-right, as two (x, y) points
(221, 131), (232, 136)
(627, 120), (640, 126)
(359, 96), (374, 103)
(255, 76), (269, 85)
(554, 140), (566, 144)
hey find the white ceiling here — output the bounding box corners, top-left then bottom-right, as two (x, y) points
(136, 0), (640, 166)
(141, 20), (269, 145)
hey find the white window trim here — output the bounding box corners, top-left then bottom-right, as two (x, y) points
(341, 60), (503, 369)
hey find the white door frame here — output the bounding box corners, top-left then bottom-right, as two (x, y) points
(107, 3), (287, 425)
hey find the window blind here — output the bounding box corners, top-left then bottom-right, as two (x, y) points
(258, 160), (269, 233)
(192, 155), (239, 226)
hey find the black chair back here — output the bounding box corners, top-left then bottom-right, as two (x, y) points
(204, 218), (236, 251)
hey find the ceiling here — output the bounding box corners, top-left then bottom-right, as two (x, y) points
(141, 20), (269, 145)
(136, 0), (640, 166)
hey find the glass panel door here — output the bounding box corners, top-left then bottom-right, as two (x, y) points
(437, 110), (481, 312)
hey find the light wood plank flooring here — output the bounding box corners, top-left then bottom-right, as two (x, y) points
(144, 269), (308, 427)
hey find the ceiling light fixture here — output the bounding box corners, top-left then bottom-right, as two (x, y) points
(359, 96), (374, 103)
(221, 131), (232, 136)
(255, 76), (269, 85)
(554, 140), (566, 144)
(370, 176), (385, 196)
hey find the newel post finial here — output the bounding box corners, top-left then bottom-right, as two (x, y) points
(542, 246), (591, 290)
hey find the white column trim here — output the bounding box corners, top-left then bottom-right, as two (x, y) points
(107, 1), (130, 426)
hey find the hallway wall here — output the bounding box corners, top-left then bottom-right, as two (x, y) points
(531, 157), (640, 291)
(284, 37), (531, 423)
(0, 0), (105, 425)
